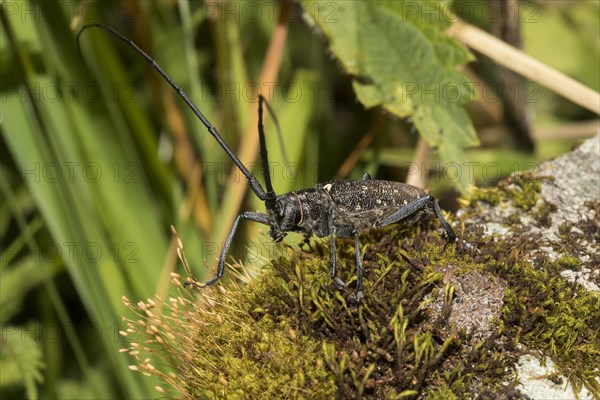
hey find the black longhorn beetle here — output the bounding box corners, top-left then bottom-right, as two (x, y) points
(78, 23), (460, 302)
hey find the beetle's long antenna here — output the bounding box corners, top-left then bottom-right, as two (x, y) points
(258, 95), (277, 206)
(77, 23), (270, 201)
(260, 96), (289, 166)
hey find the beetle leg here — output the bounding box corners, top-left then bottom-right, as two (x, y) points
(352, 230), (364, 302)
(377, 196), (457, 243)
(202, 211), (270, 287)
(431, 198), (457, 242)
(377, 196), (430, 226)
(327, 210), (347, 290)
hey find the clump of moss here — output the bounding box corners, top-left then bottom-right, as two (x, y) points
(555, 254), (582, 271)
(120, 221), (521, 398)
(531, 200), (557, 228)
(504, 174), (542, 211)
(468, 186), (504, 206)
(553, 205), (599, 272)
(119, 274), (337, 399)
(120, 213), (599, 398)
(487, 240), (600, 397)
(467, 173), (546, 213)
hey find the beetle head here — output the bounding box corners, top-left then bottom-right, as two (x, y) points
(268, 194), (302, 242)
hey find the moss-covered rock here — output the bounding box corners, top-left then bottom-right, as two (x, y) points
(121, 136), (599, 399)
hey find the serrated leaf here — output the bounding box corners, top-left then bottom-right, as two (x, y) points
(302, 0), (479, 191)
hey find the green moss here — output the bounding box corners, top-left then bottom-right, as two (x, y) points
(555, 254), (582, 271)
(468, 186), (505, 206)
(426, 383), (458, 400)
(467, 175), (545, 215)
(123, 194), (599, 398)
(169, 226), (520, 398)
(186, 313), (336, 399)
(506, 213), (522, 226)
(531, 201), (557, 228)
(558, 221), (572, 237)
(495, 250), (600, 397)
(505, 174), (542, 211)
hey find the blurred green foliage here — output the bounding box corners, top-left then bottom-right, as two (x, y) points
(0, 0), (597, 398)
(302, 0), (479, 192)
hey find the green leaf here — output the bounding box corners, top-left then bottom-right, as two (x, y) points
(0, 256), (46, 323)
(301, 0), (479, 191)
(0, 325), (46, 400)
